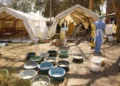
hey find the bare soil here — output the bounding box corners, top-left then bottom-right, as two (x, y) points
(0, 41), (120, 86)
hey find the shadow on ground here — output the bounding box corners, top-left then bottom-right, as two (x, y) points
(64, 61), (119, 86)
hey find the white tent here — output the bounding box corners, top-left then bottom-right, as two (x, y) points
(0, 7), (48, 41)
(49, 4), (99, 38)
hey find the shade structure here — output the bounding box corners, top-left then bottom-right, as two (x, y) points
(49, 4), (99, 38)
(0, 6), (48, 42)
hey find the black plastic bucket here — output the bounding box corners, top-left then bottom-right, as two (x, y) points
(26, 52), (36, 60)
(57, 60), (69, 72)
(48, 50), (57, 57)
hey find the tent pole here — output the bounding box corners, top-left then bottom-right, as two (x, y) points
(50, 0), (52, 27)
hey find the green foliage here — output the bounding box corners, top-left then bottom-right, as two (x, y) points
(43, 0), (105, 17)
(11, 0), (105, 16)
(43, 0), (62, 17)
(34, 0), (47, 12)
(12, 0), (45, 13)
(12, 0), (35, 13)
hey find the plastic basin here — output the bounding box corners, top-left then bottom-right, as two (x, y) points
(59, 50), (68, 58)
(38, 62), (53, 73)
(57, 60), (69, 69)
(19, 70), (37, 79)
(49, 67), (66, 81)
(30, 56), (42, 62)
(24, 62), (38, 69)
(26, 52), (36, 60)
(31, 75), (50, 86)
(48, 50), (57, 57)
(39, 53), (49, 58)
(44, 57), (56, 64)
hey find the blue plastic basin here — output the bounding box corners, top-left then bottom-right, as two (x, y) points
(49, 67), (66, 81)
(38, 62), (53, 74)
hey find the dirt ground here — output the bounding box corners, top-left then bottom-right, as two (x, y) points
(0, 40), (120, 86)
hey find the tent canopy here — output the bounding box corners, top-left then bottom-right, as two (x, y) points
(0, 7), (48, 41)
(49, 4), (99, 38)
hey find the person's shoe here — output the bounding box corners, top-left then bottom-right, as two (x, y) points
(93, 51), (102, 55)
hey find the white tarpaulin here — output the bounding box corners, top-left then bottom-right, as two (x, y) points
(0, 7), (48, 41)
(49, 4), (99, 38)
(105, 24), (113, 35)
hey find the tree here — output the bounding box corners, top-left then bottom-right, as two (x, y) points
(43, 0), (62, 17)
(112, 0), (120, 42)
(34, 0), (47, 12)
(12, 0), (45, 13)
(43, 0), (104, 17)
(12, 0), (35, 13)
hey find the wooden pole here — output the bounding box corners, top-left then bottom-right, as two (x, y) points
(89, 0), (94, 11)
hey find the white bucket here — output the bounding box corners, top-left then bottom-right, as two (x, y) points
(108, 36), (113, 42)
(105, 24), (113, 35)
(90, 62), (102, 72)
(90, 56), (105, 72)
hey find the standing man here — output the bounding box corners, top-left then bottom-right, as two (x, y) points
(94, 16), (106, 54)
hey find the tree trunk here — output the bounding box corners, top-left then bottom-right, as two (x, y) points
(89, 0), (94, 11)
(112, 0), (120, 42)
